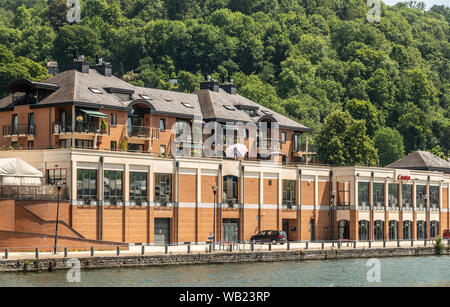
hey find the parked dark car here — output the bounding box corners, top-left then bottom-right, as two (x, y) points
(250, 230), (287, 244)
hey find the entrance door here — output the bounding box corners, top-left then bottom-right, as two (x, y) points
(154, 218), (170, 245)
(222, 219), (239, 243)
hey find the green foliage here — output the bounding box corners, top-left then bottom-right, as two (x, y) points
(373, 127), (405, 166)
(433, 236), (444, 255)
(0, 0), (448, 163)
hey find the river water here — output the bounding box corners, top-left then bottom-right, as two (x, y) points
(0, 256), (448, 287)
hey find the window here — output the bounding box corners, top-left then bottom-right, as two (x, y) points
(402, 184), (412, 207)
(417, 221), (426, 240)
(110, 113), (117, 126)
(128, 143), (144, 152)
(110, 141), (117, 151)
(244, 129), (249, 140)
(338, 220), (349, 240)
(430, 186), (439, 207)
(77, 169), (97, 203)
(374, 220), (384, 241)
(389, 221), (398, 240)
(359, 221), (369, 241)
(281, 132), (286, 143)
(430, 221), (438, 238)
(282, 180), (296, 208)
(224, 105), (235, 111)
(75, 139), (94, 149)
(403, 221), (412, 240)
(243, 109), (258, 117)
(182, 102), (194, 108)
(388, 183), (399, 207)
(293, 134), (302, 152)
(358, 182), (369, 206)
(416, 185), (426, 207)
(59, 139), (72, 148)
(28, 113), (35, 134)
(160, 119), (166, 131)
(89, 88), (102, 94)
(11, 142), (18, 149)
(104, 170), (123, 204)
(27, 141), (34, 149)
(160, 145), (167, 155)
(139, 94), (151, 100)
(155, 173), (172, 205)
(12, 114), (18, 134)
(48, 169), (67, 185)
(223, 175), (239, 207)
(130, 172), (147, 204)
(337, 182), (350, 206)
(373, 183), (384, 206)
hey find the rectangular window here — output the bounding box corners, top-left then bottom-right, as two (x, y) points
(110, 113), (117, 126)
(293, 134), (302, 152)
(110, 141), (117, 151)
(282, 180), (296, 208)
(337, 182), (350, 206)
(27, 141), (34, 149)
(281, 132), (286, 143)
(129, 172), (148, 204)
(402, 184), (412, 207)
(416, 185), (426, 207)
(12, 114), (18, 134)
(358, 182), (369, 206)
(75, 139), (94, 149)
(373, 183), (384, 206)
(388, 183), (399, 207)
(155, 173), (172, 205)
(160, 119), (166, 131)
(430, 186), (439, 207)
(223, 175), (239, 206)
(28, 113), (35, 134)
(128, 143), (144, 152)
(104, 170), (123, 204)
(11, 142), (18, 149)
(48, 169), (67, 185)
(77, 169), (97, 203)
(244, 129), (249, 140)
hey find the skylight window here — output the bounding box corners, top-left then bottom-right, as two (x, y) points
(140, 94), (151, 100)
(182, 102), (194, 108)
(261, 110), (271, 115)
(224, 105), (235, 111)
(89, 88), (102, 94)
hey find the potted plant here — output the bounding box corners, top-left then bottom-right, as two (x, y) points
(120, 140), (128, 151)
(101, 118), (108, 133)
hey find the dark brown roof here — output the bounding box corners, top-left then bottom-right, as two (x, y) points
(387, 151), (450, 173)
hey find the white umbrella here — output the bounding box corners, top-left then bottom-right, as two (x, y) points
(268, 151), (286, 156)
(225, 144), (248, 159)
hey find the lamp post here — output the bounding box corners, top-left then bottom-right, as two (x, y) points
(212, 185), (218, 250)
(53, 181), (63, 254)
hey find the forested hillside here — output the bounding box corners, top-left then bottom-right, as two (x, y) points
(0, 0), (448, 166)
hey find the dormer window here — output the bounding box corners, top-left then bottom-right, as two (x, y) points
(182, 102), (194, 108)
(89, 88), (102, 94)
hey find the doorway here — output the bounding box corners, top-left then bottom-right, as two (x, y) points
(222, 219), (239, 243)
(154, 218), (170, 245)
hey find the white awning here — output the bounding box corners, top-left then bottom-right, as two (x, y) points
(0, 158), (43, 186)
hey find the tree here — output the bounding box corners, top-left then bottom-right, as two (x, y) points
(345, 98), (380, 137)
(373, 127), (405, 166)
(317, 111), (378, 166)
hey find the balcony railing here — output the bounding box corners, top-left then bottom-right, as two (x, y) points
(53, 122), (108, 135)
(3, 124), (36, 137)
(282, 203), (297, 210)
(293, 143), (318, 153)
(0, 184), (68, 201)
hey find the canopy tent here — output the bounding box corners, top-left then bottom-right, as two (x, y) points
(0, 158), (43, 186)
(80, 109), (108, 118)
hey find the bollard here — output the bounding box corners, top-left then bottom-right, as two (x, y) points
(141, 246), (145, 255)
(411, 240), (414, 247)
(90, 247), (94, 257)
(268, 243), (272, 251)
(369, 241), (372, 248)
(287, 242), (290, 251)
(338, 242), (341, 249)
(306, 242), (309, 250)
(229, 244), (233, 252)
(35, 248), (39, 259)
(187, 245), (191, 254)
(251, 243), (254, 252)
(208, 244), (212, 253)
(322, 242), (325, 250)
(165, 245), (169, 254)
(354, 241), (357, 249)
(424, 240), (427, 247)
(397, 240), (400, 247)
(117, 246), (120, 256)
(64, 247), (68, 258)
(5, 249), (8, 260)
(383, 240), (386, 248)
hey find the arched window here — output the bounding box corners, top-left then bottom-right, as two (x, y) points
(389, 221), (398, 240)
(374, 220), (384, 241)
(403, 221), (412, 240)
(417, 221), (426, 240)
(359, 220), (369, 241)
(223, 175), (239, 207)
(430, 221), (439, 238)
(338, 220), (350, 240)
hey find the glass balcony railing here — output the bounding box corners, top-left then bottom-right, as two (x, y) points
(3, 124), (36, 136)
(53, 122), (108, 135)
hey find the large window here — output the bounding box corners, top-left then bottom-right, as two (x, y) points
(373, 183), (384, 206)
(430, 221), (438, 238)
(223, 175), (239, 207)
(403, 221), (412, 240)
(359, 220), (369, 241)
(358, 182), (369, 206)
(338, 220), (350, 240)
(417, 221), (426, 240)
(374, 220), (384, 241)
(129, 172), (148, 205)
(416, 185), (426, 207)
(155, 173), (172, 205)
(388, 183), (399, 207)
(75, 139), (94, 149)
(337, 182), (350, 206)
(282, 180), (296, 208)
(48, 169), (67, 185)
(389, 221), (398, 240)
(104, 170), (123, 204)
(77, 169), (97, 203)
(402, 184), (412, 207)
(430, 186), (439, 208)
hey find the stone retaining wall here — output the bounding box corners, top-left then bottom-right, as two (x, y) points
(0, 246), (448, 273)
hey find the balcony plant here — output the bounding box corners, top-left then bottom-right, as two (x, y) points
(101, 118), (108, 132)
(120, 140), (128, 151)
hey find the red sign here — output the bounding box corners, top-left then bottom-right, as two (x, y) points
(397, 175), (410, 181)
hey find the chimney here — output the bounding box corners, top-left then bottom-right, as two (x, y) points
(94, 58), (112, 77)
(220, 80), (237, 95)
(47, 61), (59, 76)
(200, 76), (219, 92)
(69, 55), (89, 73)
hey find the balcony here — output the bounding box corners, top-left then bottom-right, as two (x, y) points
(282, 203), (297, 210)
(127, 126), (160, 140)
(293, 143), (318, 154)
(53, 122), (108, 136)
(3, 124), (36, 137)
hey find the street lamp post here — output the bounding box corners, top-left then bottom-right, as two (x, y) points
(212, 185), (218, 250)
(53, 181), (63, 254)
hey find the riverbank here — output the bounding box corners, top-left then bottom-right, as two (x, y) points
(0, 245), (448, 273)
